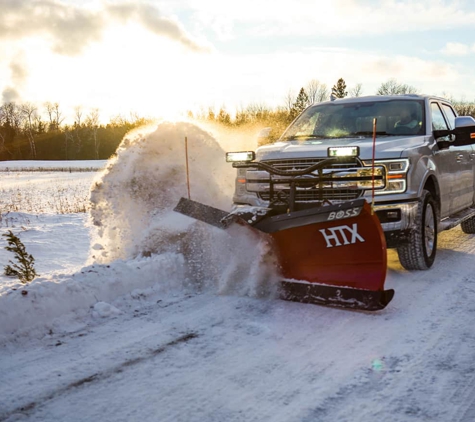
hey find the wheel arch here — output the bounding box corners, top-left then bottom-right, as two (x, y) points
(422, 175), (440, 211)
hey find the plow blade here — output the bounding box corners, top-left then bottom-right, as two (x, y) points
(174, 197), (393, 311)
(280, 281), (394, 311)
(174, 197), (230, 229)
(258, 199), (388, 292)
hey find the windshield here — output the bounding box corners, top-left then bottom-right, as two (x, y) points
(282, 99), (425, 140)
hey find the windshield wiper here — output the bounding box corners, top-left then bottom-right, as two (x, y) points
(283, 134), (334, 140)
(349, 131), (397, 137)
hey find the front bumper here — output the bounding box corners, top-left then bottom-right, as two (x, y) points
(373, 202), (419, 232)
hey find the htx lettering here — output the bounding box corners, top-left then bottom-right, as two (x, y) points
(319, 224), (365, 248)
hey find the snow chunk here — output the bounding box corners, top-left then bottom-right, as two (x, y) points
(92, 302), (122, 318)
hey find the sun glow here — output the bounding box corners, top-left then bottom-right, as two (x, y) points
(4, 22), (214, 122)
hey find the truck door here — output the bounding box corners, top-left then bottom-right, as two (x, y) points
(432, 102), (474, 215)
(440, 102), (475, 208)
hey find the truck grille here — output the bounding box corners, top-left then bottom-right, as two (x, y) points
(260, 158), (360, 170)
(256, 158), (364, 202)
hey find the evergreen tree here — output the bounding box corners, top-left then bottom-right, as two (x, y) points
(290, 88), (309, 120)
(3, 230), (37, 283)
(331, 78), (348, 99)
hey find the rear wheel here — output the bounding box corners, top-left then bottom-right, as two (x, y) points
(397, 190), (438, 270)
(461, 216), (475, 234)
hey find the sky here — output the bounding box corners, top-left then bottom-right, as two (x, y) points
(1, 0), (475, 123)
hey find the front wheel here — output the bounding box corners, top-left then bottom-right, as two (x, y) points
(397, 190), (438, 270)
(461, 215), (475, 234)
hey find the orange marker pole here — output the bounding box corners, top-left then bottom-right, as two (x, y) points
(185, 136), (191, 200)
(371, 118), (377, 215)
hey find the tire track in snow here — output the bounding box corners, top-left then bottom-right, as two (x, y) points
(451, 370), (475, 422)
(295, 229), (475, 422)
(0, 332), (198, 422)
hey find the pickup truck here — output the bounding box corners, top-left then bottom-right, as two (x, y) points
(230, 94), (475, 270)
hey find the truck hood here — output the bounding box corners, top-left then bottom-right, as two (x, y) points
(256, 135), (428, 161)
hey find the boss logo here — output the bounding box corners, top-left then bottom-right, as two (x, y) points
(319, 224), (365, 248)
(327, 208), (360, 221)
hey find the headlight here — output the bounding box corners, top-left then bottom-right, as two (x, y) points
(328, 146), (359, 157)
(363, 159), (409, 194)
(226, 151), (255, 162)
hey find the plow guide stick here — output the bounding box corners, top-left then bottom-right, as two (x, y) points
(174, 197), (393, 311)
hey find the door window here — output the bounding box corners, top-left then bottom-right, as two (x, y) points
(441, 104), (457, 129)
(431, 103), (449, 130)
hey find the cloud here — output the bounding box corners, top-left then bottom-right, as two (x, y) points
(1, 54), (28, 103)
(0, 0), (208, 56)
(1, 86), (20, 103)
(0, 0), (104, 55)
(106, 3), (209, 52)
(9, 55), (28, 87)
(441, 42), (475, 56)
(171, 0), (475, 38)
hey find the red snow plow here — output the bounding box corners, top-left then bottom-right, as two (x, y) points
(174, 150), (394, 311)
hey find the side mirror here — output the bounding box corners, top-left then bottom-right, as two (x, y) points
(433, 129), (451, 139)
(453, 116), (475, 146)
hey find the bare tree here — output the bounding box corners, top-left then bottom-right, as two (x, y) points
(74, 106), (83, 127)
(349, 83), (364, 98)
(376, 78), (418, 95)
(85, 108), (100, 159)
(44, 102), (64, 131)
(20, 102), (38, 158)
(44, 102), (53, 129)
(53, 103), (64, 128)
(72, 105), (84, 155)
(245, 103), (270, 121)
(283, 90), (295, 114)
(306, 79), (329, 103)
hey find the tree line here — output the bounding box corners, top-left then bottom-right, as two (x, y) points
(1, 78), (475, 160)
(0, 102), (152, 161)
(189, 78), (475, 143)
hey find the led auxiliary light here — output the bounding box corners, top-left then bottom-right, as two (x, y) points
(328, 146), (359, 157)
(226, 151), (256, 162)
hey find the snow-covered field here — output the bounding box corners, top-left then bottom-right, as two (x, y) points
(1, 122), (475, 422)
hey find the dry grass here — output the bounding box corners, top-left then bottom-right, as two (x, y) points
(0, 171), (98, 214)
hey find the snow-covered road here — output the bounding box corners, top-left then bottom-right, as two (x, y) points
(2, 227), (475, 422)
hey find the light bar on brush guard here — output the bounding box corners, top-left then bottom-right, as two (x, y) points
(226, 151), (255, 162)
(328, 146), (359, 157)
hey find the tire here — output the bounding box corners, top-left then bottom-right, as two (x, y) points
(461, 216), (475, 234)
(397, 190), (438, 270)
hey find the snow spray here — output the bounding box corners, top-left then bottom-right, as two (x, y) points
(89, 121), (280, 299)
